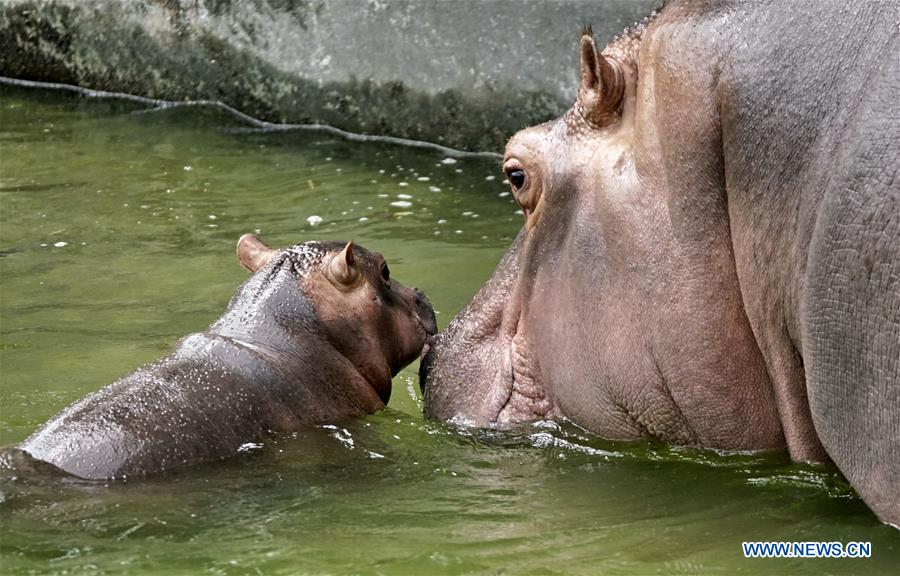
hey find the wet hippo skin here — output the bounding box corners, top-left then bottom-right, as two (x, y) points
(20, 235), (436, 479)
(421, 0), (899, 525)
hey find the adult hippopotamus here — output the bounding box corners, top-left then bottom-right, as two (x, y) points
(421, 0), (899, 524)
(21, 234), (436, 479)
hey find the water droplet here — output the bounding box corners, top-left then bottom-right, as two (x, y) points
(307, 215), (324, 226)
(440, 157), (458, 165)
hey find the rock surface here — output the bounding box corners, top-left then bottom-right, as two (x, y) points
(0, 0), (658, 151)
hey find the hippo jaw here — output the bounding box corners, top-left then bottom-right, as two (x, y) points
(420, 319), (551, 429)
(421, 233), (555, 428)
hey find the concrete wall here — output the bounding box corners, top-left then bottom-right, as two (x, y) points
(0, 0), (658, 151)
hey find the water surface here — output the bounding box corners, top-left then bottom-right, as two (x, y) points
(1, 86), (897, 574)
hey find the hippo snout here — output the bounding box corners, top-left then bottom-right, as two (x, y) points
(414, 288), (438, 336)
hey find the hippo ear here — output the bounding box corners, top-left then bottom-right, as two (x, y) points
(329, 241), (359, 286)
(577, 28), (624, 126)
(236, 234), (277, 273)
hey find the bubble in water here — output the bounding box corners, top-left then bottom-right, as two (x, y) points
(440, 157), (458, 165)
(307, 215), (324, 226)
(417, 176), (430, 182)
(397, 193), (413, 200)
(391, 201), (412, 208)
(53, 241), (67, 247)
(428, 186), (442, 193)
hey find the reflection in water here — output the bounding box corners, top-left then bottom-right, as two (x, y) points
(1, 86), (898, 574)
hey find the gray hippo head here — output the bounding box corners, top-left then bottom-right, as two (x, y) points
(234, 234), (437, 404)
(419, 28), (782, 448)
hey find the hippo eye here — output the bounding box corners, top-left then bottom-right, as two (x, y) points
(381, 263), (391, 282)
(506, 169), (526, 190)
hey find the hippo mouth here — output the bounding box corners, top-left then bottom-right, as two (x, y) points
(416, 316), (437, 361)
(420, 231), (553, 427)
(494, 330), (553, 425)
(420, 314), (554, 427)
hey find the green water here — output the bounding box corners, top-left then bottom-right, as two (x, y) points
(0, 86), (897, 575)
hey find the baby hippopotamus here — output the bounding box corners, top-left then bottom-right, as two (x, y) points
(19, 234), (436, 479)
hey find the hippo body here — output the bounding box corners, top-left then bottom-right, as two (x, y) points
(422, 0), (899, 524)
(22, 237), (436, 479)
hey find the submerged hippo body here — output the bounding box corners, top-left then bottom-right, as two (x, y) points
(22, 235), (436, 479)
(422, 0), (899, 523)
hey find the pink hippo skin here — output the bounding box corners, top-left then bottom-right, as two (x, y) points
(421, 0), (898, 525)
(22, 235), (436, 479)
